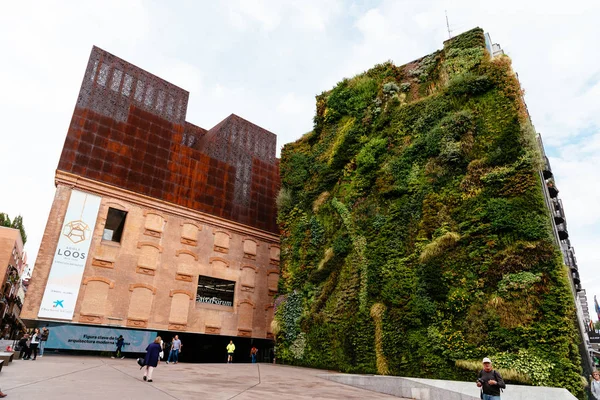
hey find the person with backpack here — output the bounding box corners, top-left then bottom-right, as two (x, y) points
(477, 357), (505, 399)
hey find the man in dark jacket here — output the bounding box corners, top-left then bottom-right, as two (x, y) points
(39, 326), (50, 357)
(18, 333), (31, 360)
(477, 357), (506, 399)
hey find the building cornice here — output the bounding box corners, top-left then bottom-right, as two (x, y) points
(55, 170), (279, 243)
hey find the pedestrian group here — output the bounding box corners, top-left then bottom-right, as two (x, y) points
(17, 326), (50, 361)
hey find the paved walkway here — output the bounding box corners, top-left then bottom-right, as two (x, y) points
(0, 355), (407, 399)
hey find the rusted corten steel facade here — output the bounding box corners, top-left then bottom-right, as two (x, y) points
(58, 46), (279, 233)
(22, 47), (281, 340)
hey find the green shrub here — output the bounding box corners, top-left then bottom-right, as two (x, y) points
(356, 138), (388, 174)
(444, 47), (485, 77)
(498, 272), (542, 292)
(383, 82), (400, 95)
(276, 188), (293, 211)
(281, 152), (311, 190)
(420, 232), (461, 262)
(447, 73), (493, 97)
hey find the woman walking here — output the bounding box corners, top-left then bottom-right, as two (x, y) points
(30, 328), (41, 360)
(142, 336), (162, 383)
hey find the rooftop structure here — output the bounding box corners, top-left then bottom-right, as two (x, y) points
(58, 46), (279, 233)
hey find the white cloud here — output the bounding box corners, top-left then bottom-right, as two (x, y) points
(227, 0), (282, 32)
(330, 1), (444, 84)
(277, 93), (314, 116)
(158, 61), (204, 94)
(290, 1), (342, 32)
(356, 8), (388, 40)
(550, 155), (600, 228)
(549, 131), (600, 309)
(213, 84), (226, 99)
(226, 0), (342, 33)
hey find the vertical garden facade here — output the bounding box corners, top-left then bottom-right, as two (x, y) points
(275, 28), (583, 396)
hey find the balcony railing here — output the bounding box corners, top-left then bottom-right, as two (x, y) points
(553, 208), (565, 224)
(543, 156), (553, 180)
(568, 248), (577, 268)
(565, 252), (574, 268)
(573, 271), (581, 284)
(556, 222), (569, 240)
(552, 197), (560, 209)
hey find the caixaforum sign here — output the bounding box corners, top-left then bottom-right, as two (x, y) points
(196, 296), (233, 307)
(38, 190), (101, 320)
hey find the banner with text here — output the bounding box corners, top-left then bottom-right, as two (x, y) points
(45, 324), (157, 352)
(589, 331), (600, 344)
(38, 190), (102, 320)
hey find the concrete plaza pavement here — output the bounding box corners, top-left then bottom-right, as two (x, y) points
(0, 355), (408, 399)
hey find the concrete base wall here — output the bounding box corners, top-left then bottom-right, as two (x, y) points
(319, 374), (577, 400)
(0, 340), (17, 350)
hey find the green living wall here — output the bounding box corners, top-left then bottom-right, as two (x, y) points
(275, 28), (583, 397)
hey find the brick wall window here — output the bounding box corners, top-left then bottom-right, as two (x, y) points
(103, 208), (127, 243)
(196, 276), (235, 307)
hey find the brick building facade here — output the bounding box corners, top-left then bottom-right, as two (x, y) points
(21, 47), (280, 346)
(0, 227), (26, 338)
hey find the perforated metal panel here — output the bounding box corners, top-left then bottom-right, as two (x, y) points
(78, 47), (189, 124)
(198, 114), (277, 207)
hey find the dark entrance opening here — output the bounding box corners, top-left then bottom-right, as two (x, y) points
(157, 331), (274, 364)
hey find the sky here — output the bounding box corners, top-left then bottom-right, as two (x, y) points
(0, 0), (599, 315)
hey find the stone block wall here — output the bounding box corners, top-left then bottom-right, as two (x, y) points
(22, 181), (280, 339)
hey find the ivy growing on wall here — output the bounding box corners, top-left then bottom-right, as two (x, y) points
(275, 27), (583, 398)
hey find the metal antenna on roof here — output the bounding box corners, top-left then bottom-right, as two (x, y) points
(445, 10), (452, 39)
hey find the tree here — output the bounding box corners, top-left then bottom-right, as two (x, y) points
(10, 215), (27, 245)
(0, 213), (27, 244)
(0, 213), (10, 227)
